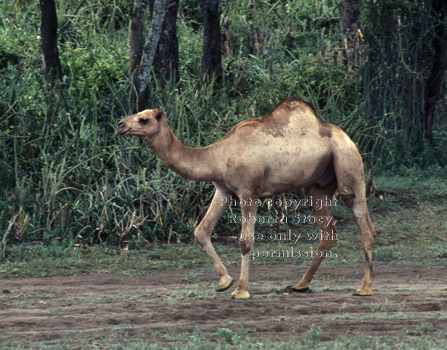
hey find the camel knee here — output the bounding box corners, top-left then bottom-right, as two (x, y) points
(361, 238), (374, 251)
(340, 192), (356, 208)
(194, 226), (210, 246)
(319, 239), (336, 252)
(239, 237), (254, 256)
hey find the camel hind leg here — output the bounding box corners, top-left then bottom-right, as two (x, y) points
(333, 142), (376, 296)
(293, 181), (338, 292)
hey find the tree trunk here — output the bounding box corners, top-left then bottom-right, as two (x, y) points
(40, 0), (62, 86)
(340, 0), (360, 66)
(149, 0), (180, 87)
(135, 0), (166, 111)
(129, 0), (149, 76)
(201, 0), (222, 83)
(424, 0), (447, 144)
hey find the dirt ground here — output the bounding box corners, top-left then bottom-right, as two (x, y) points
(1, 262), (446, 346)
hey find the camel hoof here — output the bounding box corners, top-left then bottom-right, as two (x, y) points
(283, 285), (313, 294)
(353, 288), (373, 296)
(215, 277), (234, 292)
(230, 289), (250, 299)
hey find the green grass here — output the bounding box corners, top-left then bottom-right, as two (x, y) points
(2, 0), (445, 248)
(1, 2), (446, 349)
(1, 173), (446, 277)
(1, 174), (446, 348)
(0, 0), (363, 247)
(1, 326), (446, 350)
(0, 243), (215, 277)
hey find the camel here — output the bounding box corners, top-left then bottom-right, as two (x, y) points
(117, 97), (376, 299)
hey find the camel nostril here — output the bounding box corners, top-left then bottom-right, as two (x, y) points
(118, 121), (125, 128)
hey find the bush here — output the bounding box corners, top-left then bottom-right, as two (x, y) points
(1, 0), (445, 248)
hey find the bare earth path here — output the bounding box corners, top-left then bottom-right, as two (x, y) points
(1, 262), (446, 347)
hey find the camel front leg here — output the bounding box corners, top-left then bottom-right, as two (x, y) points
(231, 198), (257, 299)
(194, 189), (234, 292)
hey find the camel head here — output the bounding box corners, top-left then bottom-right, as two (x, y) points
(116, 109), (164, 138)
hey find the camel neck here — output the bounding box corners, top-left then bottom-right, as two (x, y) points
(143, 124), (220, 182)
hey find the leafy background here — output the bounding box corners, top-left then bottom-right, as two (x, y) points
(0, 0), (446, 249)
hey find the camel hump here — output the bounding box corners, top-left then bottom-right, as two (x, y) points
(222, 97), (326, 140)
(270, 97), (318, 117)
(267, 97), (333, 138)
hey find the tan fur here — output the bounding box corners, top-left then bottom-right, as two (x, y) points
(117, 97), (376, 299)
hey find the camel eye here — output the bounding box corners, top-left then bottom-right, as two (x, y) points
(139, 118), (149, 125)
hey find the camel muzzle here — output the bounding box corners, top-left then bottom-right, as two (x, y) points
(116, 120), (127, 136)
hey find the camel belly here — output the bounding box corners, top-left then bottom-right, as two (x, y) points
(260, 160), (330, 196)
(260, 139), (333, 196)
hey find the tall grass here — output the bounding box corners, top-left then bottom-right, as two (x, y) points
(361, 0), (447, 168)
(0, 0), (444, 250)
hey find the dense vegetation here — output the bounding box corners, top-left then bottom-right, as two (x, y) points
(0, 0), (446, 249)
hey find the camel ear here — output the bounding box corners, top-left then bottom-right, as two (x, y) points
(155, 110), (164, 121)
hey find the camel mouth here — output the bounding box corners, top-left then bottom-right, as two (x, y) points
(116, 128), (130, 137)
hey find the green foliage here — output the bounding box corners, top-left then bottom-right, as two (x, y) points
(3, 326), (446, 349)
(217, 328), (234, 343)
(374, 246), (398, 262)
(0, 0), (446, 247)
(406, 323), (433, 336)
(302, 325), (323, 348)
(2, 171), (446, 274)
(360, 0), (447, 167)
